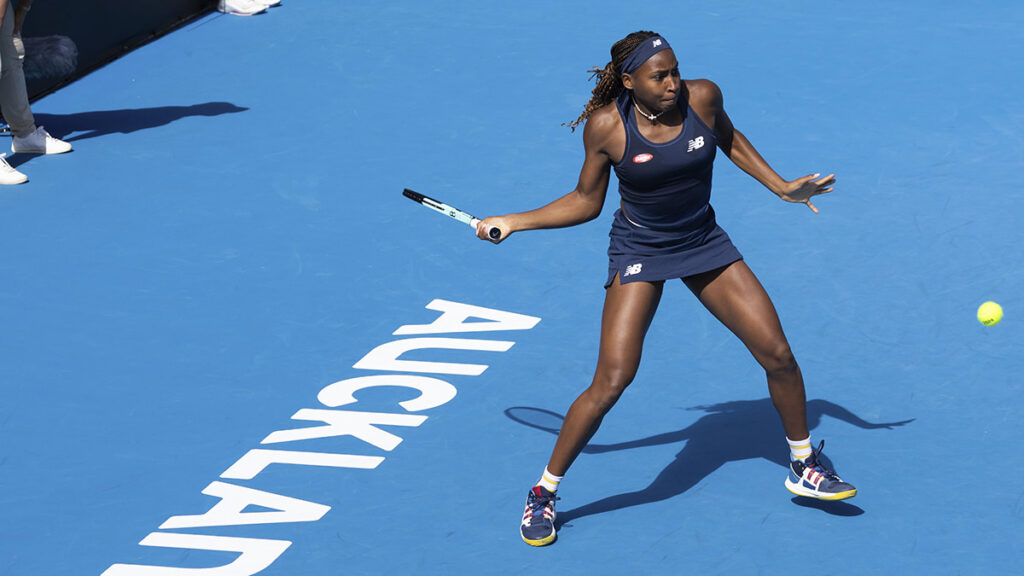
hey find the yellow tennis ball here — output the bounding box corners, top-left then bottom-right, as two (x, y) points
(977, 301), (1003, 326)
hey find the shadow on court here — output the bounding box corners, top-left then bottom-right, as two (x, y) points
(505, 399), (914, 524)
(6, 102), (249, 167)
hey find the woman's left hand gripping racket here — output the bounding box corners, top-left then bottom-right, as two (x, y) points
(402, 189), (501, 240)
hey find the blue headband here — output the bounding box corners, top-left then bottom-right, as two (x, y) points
(620, 36), (671, 75)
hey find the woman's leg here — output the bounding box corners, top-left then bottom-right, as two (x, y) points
(683, 261), (809, 440)
(684, 261), (858, 501)
(545, 274), (664, 476)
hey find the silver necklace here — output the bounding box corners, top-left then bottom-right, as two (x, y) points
(634, 100), (667, 122)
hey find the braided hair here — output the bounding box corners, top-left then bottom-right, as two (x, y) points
(565, 31), (660, 131)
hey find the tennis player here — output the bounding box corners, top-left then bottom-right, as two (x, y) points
(476, 31), (855, 547)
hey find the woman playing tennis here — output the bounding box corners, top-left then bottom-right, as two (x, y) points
(476, 31), (855, 547)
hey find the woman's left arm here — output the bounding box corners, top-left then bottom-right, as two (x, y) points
(704, 80), (835, 213)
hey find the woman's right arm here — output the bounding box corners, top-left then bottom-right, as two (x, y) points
(477, 113), (615, 243)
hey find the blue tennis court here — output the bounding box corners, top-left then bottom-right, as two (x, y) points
(2, 1), (1022, 574)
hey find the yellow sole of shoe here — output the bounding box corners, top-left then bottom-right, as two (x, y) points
(786, 485), (857, 501)
(522, 533), (557, 546)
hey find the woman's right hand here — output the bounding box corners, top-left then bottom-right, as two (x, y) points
(476, 216), (512, 244)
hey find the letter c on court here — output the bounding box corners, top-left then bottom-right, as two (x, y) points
(317, 375), (457, 412)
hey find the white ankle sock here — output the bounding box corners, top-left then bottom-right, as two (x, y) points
(787, 436), (813, 462)
(536, 467), (563, 493)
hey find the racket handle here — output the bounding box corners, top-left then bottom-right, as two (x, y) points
(470, 218), (502, 241)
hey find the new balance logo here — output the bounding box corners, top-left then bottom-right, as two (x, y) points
(652, 39), (662, 48)
(624, 263), (643, 277)
(687, 136), (705, 152)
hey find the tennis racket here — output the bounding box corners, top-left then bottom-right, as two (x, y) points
(403, 189), (501, 240)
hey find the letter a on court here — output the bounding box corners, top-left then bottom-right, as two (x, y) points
(393, 299), (540, 335)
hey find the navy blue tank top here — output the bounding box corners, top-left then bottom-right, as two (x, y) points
(612, 91), (717, 231)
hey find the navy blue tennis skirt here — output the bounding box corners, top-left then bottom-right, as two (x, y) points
(605, 208), (743, 287)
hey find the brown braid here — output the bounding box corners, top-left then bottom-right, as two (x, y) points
(564, 31), (660, 132)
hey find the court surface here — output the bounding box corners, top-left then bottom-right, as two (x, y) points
(2, 2), (1022, 574)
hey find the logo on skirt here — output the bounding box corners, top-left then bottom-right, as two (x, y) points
(632, 153), (653, 164)
(624, 263), (643, 277)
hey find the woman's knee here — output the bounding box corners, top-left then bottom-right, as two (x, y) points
(587, 365), (636, 411)
(759, 341), (799, 375)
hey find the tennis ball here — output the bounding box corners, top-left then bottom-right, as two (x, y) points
(977, 301), (1003, 326)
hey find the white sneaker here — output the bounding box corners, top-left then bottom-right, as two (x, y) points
(11, 126), (72, 154)
(253, 0), (282, 5)
(218, 0), (267, 15)
(0, 154), (28, 185)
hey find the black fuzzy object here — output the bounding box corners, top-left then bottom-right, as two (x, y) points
(22, 35), (78, 81)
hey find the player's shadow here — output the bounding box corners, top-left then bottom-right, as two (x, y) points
(6, 102), (248, 167)
(505, 398), (914, 524)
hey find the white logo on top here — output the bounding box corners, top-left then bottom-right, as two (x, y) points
(687, 136), (705, 152)
(624, 263), (643, 277)
(652, 39), (663, 48)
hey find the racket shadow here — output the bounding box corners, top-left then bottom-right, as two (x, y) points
(504, 399), (914, 525)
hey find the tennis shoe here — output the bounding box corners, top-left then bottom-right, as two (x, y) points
(11, 127), (72, 155)
(520, 486), (558, 546)
(217, 0), (267, 15)
(785, 440), (856, 501)
(0, 154), (27, 185)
